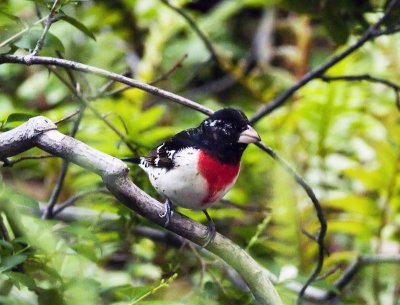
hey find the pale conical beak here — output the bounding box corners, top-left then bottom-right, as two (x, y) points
(238, 125), (261, 144)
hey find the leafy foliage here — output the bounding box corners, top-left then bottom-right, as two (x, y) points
(1, 0), (400, 304)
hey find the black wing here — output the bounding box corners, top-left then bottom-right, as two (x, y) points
(145, 128), (200, 169)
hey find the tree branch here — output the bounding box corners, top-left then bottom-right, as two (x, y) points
(102, 53), (188, 99)
(29, 0), (60, 56)
(42, 105), (85, 219)
(250, 0), (400, 124)
(2, 154), (57, 167)
(161, 0), (222, 67)
(320, 74), (400, 109)
(255, 142), (327, 305)
(0, 116), (282, 305)
(52, 188), (110, 217)
(45, 201), (400, 304)
(0, 54), (213, 116)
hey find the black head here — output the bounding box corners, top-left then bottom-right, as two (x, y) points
(198, 108), (261, 163)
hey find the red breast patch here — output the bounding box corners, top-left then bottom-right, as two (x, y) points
(198, 150), (240, 204)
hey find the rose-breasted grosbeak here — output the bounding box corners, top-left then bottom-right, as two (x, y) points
(124, 108), (261, 246)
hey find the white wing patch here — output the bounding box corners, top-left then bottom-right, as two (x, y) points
(209, 119), (221, 127)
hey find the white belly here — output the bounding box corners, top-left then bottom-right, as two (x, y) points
(146, 148), (209, 210)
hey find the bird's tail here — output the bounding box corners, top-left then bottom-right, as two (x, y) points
(121, 157), (142, 164)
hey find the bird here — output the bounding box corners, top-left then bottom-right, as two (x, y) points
(123, 108), (261, 246)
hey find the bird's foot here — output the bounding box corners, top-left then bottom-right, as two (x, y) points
(202, 210), (216, 248)
(159, 199), (173, 227)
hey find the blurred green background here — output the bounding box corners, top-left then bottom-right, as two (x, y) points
(1, 0), (400, 304)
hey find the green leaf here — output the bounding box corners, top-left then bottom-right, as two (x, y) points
(0, 187), (40, 212)
(0, 254), (27, 272)
(0, 10), (21, 24)
(342, 167), (385, 190)
(323, 14), (350, 45)
(0, 239), (13, 251)
(324, 195), (379, 216)
(4, 112), (35, 124)
(13, 29), (64, 52)
(0, 45), (11, 54)
(37, 288), (65, 305)
(6, 271), (36, 289)
(59, 13), (96, 41)
(64, 278), (100, 305)
(137, 301), (187, 305)
(329, 219), (377, 236)
(135, 106), (164, 131)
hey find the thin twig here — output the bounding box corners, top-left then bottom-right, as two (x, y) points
(188, 242), (208, 287)
(55, 51), (79, 91)
(160, 0), (263, 101)
(161, 0), (221, 66)
(103, 53), (188, 97)
(0, 16), (48, 48)
(30, 0), (60, 56)
(254, 142), (327, 304)
(2, 154), (57, 167)
(42, 106), (85, 219)
(302, 228), (331, 256)
(320, 74), (400, 109)
(150, 53), (188, 85)
(55, 108), (81, 125)
(47, 65), (140, 152)
(52, 188), (110, 216)
(250, 0), (400, 124)
(220, 199), (267, 212)
(42, 159), (69, 219)
(373, 26), (400, 37)
(0, 54), (214, 116)
(85, 101), (140, 152)
(97, 71), (131, 96)
(315, 265), (340, 281)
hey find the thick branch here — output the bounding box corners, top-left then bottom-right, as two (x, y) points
(0, 116), (282, 305)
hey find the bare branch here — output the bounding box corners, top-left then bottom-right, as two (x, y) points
(43, 107), (85, 219)
(320, 74), (400, 109)
(47, 65), (140, 153)
(29, 0), (60, 56)
(255, 142), (327, 304)
(103, 53), (188, 98)
(2, 154), (57, 167)
(150, 53), (188, 85)
(161, 0), (221, 67)
(0, 16), (48, 49)
(52, 188), (110, 216)
(55, 108), (81, 125)
(250, 0), (400, 124)
(0, 54), (213, 116)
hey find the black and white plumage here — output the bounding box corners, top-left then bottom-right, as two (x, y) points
(124, 108), (261, 246)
